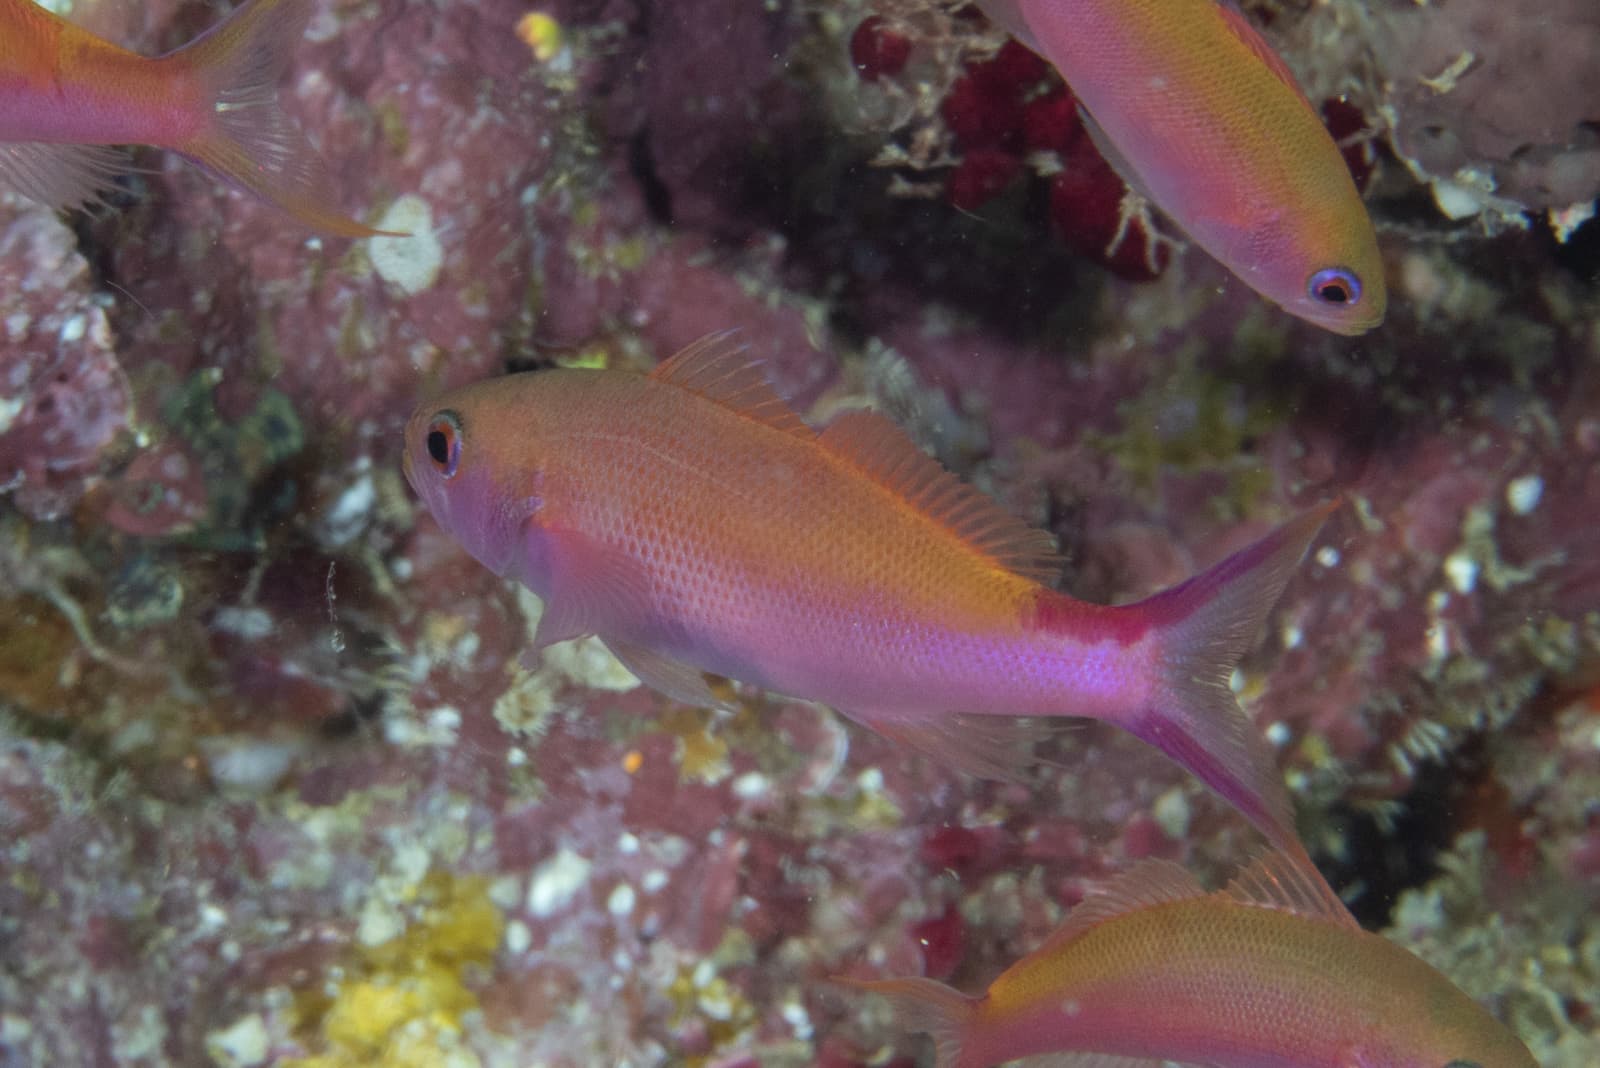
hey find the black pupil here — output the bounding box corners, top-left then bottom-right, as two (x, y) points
(427, 429), (451, 466)
(1318, 281), (1350, 304)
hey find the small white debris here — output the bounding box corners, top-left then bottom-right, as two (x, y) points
(357, 896), (405, 947)
(427, 705), (461, 741)
(642, 869), (669, 893)
(528, 848), (591, 917)
(1315, 545), (1340, 568)
(856, 767), (884, 793)
(1425, 622), (1451, 661)
(318, 469), (375, 548)
(1229, 668), (1245, 693)
(370, 195), (444, 296)
(201, 736), (301, 795)
(211, 606), (275, 640)
(1505, 475), (1543, 516)
(384, 706), (462, 748)
(607, 883), (637, 917)
(781, 998), (814, 1040)
(732, 771), (770, 801)
(692, 960), (717, 988)
(617, 832), (640, 855)
(197, 903), (229, 935)
(0, 395), (23, 435)
(488, 875), (524, 910)
(1280, 623), (1303, 650)
(1265, 721), (1291, 748)
(205, 1014), (270, 1068)
(1152, 786), (1191, 839)
(504, 919), (532, 955)
(1443, 551), (1478, 595)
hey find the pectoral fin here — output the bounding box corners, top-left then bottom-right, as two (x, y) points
(849, 711), (1056, 783)
(527, 525), (652, 650)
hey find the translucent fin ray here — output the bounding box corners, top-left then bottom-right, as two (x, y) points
(649, 333), (815, 439)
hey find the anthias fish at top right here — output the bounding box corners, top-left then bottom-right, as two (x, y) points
(978, 0), (1386, 335)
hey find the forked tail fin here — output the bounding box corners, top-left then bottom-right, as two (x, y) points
(834, 975), (977, 1068)
(1123, 502), (1338, 861)
(165, 0), (400, 237)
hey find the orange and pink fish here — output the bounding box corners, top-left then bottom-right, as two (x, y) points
(843, 852), (1536, 1068)
(0, 0), (386, 236)
(403, 336), (1333, 860)
(976, 0), (1386, 334)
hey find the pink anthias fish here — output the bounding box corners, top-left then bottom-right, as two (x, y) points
(843, 853), (1537, 1068)
(0, 0), (391, 236)
(403, 336), (1335, 858)
(976, 0), (1385, 334)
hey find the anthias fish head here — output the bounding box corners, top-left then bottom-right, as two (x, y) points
(402, 378), (544, 581)
(1246, 202), (1387, 336)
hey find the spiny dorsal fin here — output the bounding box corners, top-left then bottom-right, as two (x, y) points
(1220, 850), (1358, 929)
(1036, 860), (1204, 954)
(1216, 2), (1315, 109)
(650, 332), (814, 440)
(818, 410), (1061, 583)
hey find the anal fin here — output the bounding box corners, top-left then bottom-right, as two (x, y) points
(854, 712), (1054, 783)
(0, 142), (127, 212)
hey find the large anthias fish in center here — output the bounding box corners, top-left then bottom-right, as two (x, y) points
(403, 337), (1333, 856)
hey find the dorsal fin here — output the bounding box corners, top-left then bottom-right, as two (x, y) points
(974, 0), (1042, 51)
(818, 410), (1061, 583)
(650, 332), (815, 440)
(1036, 860), (1204, 954)
(1220, 850), (1358, 929)
(1215, 2), (1315, 109)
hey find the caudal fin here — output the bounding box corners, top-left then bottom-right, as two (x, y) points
(1124, 501), (1338, 860)
(834, 975), (977, 1068)
(166, 0), (399, 237)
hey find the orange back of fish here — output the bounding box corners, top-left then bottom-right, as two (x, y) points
(468, 367), (1036, 650)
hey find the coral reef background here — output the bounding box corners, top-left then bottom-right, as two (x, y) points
(0, 1), (1596, 1065)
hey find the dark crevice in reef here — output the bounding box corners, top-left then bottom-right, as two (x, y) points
(629, 129), (676, 227)
(1319, 739), (1489, 929)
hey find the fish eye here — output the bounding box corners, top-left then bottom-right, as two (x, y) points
(425, 411), (462, 478)
(1308, 266), (1362, 306)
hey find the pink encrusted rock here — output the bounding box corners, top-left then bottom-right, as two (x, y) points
(0, 204), (130, 522)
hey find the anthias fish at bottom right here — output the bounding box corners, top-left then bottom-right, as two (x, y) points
(842, 852), (1537, 1068)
